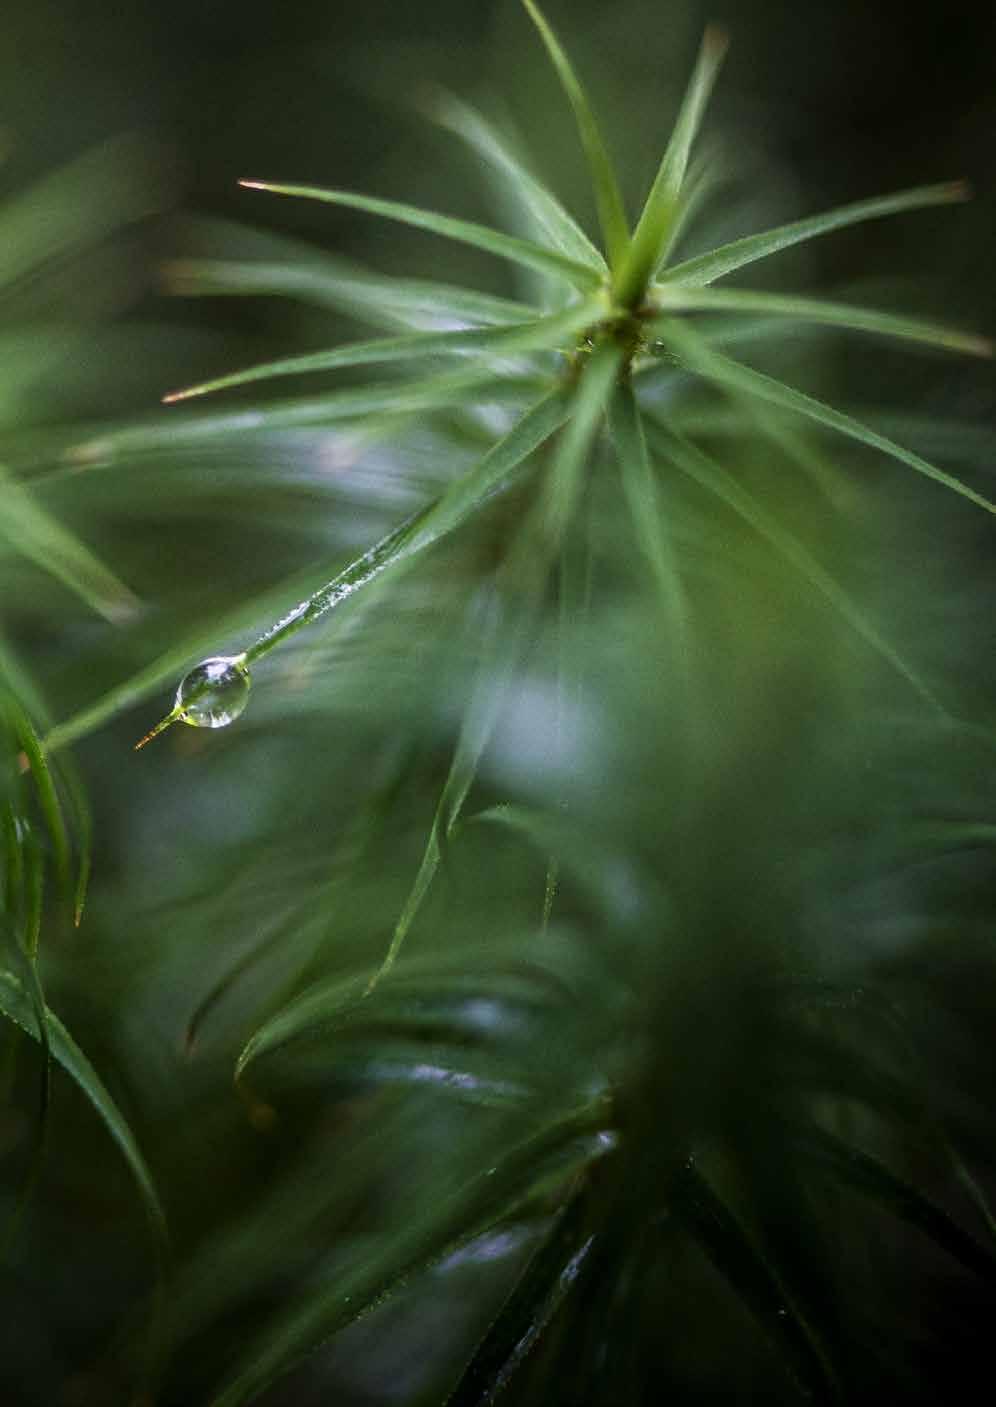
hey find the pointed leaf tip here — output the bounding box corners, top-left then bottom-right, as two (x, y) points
(133, 709), (179, 751)
(703, 22), (731, 59)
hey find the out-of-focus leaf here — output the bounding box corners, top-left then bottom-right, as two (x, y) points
(0, 967), (167, 1250)
(370, 589), (534, 987)
(207, 1106), (612, 1407)
(3, 692), (71, 896)
(0, 647), (87, 922)
(445, 1187), (596, 1406)
(669, 1157), (839, 1403)
(236, 947), (561, 1087)
(782, 1119), (996, 1285)
(608, 386), (691, 686)
(0, 134), (163, 295)
(541, 341), (624, 541)
(648, 423), (944, 708)
(0, 914), (50, 1121)
(0, 462), (140, 624)
(164, 253), (539, 332)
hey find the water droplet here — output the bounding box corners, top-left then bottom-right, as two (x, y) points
(175, 655), (251, 730)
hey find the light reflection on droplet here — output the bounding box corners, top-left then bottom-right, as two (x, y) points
(175, 655), (251, 730)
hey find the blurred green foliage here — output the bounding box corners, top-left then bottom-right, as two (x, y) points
(0, 3), (995, 1405)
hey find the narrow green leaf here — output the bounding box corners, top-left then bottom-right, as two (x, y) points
(650, 423), (945, 708)
(608, 386), (690, 664)
(164, 255), (540, 332)
(670, 1158), (839, 1403)
(238, 179), (603, 291)
(186, 753), (415, 1055)
(0, 134), (163, 296)
(50, 393), (570, 753)
(659, 321), (996, 516)
(614, 26), (728, 304)
(520, 0), (629, 269)
(0, 641), (87, 917)
(541, 341), (625, 542)
(234, 937), (573, 1091)
(466, 802), (663, 937)
(43, 563), (345, 753)
(368, 593), (527, 988)
(237, 964), (565, 1113)
(663, 180), (971, 288)
(0, 967), (167, 1249)
(162, 302), (595, 404)
(445, 1190), (596, 1406)
(68, 365), (544, 459)
(0, 463), (140, 624)
(784, 1119), (996, 1284)
(650, 286), (992, 357)
(60, 755), (92, 926)
(427, 89), (606, 271)
(0, 915), (51, 1120)
(20, 823), (44, 964)
(0, 916), (51, 1256)
(4, 694), (71, 896)
(241, 389), (573, 667)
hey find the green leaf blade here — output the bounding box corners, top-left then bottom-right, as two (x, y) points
(663, 180), (971, 288)
(207, 1109), (610, 1407)
(650, 286), (992, 358)
(0, 968), (167, 1249)
(650, 422), (945, 709)
(163, 304), (594, 404)
(785, 1119), (996, 1285)
(670, 1159), (839, 1404)
(659, 321), (996, 516)
(614, 25), (728, 304)
(427, 88), (606, 272)
(520, 0), (629, 269)
(0, 464), (140, 625)
(241, 386), (575, 665)
(609, 385), (689, 651)
(164, 254), (540, 332)
(238, 180), (603, 291)
(445, 1189), (595, 1406)
(541, 341), (625, 541)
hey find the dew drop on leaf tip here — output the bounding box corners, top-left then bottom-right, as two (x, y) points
(176, 655), (251, 729)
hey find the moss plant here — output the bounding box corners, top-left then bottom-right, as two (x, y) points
(2, 3), (995, 1405)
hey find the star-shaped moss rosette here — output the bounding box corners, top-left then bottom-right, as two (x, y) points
(35, 6), (989, 1405)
